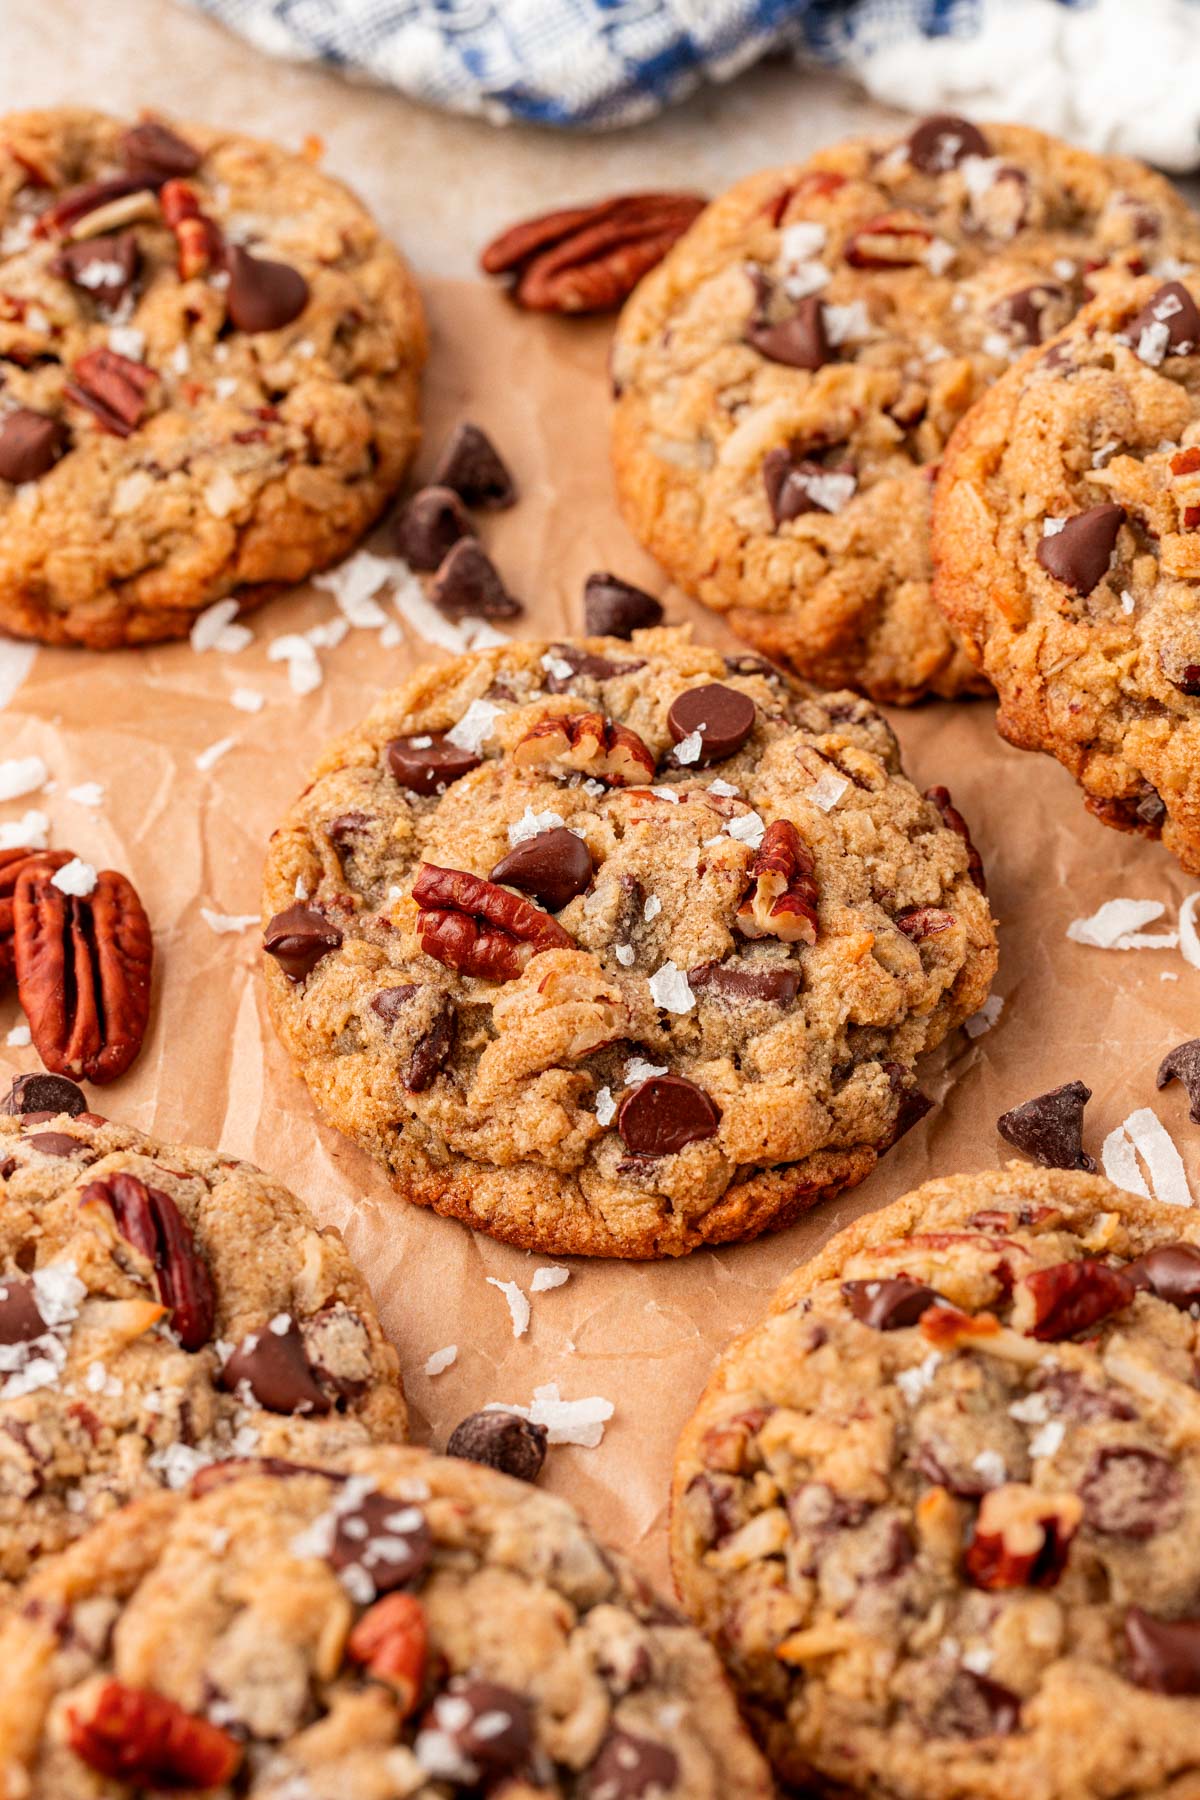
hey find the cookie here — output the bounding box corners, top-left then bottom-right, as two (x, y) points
(934, 270), (1200, 874)
(610, 116), (1200, 704)
(261, 626), (997, 1259)
(0, 1444), (773, 1797)
(673, 1162), (1200, 1798)
(0, 1106), (406, 1585)
(0, 108), (425, 647)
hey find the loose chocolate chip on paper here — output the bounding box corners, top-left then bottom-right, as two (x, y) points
(0, 1276), (47, 1347)
(491, 828), (593, 911)
(747, 294), (830, 370)
(583, 571), (664, 639)
(222, 1317), (331, 1416)
(1126, 1240), (1200, 1308)
(667, 683), (756, 764)
(446, 1409), (548, 1482)
(0, 409), (67, 485)
(394, 485), (475, 572)
(907, 113), (990, 173)
(1036, 505), (1124, 594)
(688, 961), (801, 1005)
(842, 1276), (937, 1331)
(1125, 280), (1200, 358)
(430, 421), (516, 509)
(386, 734), (482, 796)
(1157, 1038), (1200, 1121)
(1126, 1608), (1200, 1694)
(583, 1728), (680, 1797)
(329, 1490), (432, 1593)
(225, 246), (310, 334)
(263, 905), (342, 982)
(430, 539), (521, 621)
(618, 1074), (720, 1156)
(997, 1080), (1094, 1170)
(1, 1072), (86, 1117)
(52, 231), (140, 310)
(120, 119), (202, 185)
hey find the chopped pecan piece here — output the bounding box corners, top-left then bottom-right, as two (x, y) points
(481, 191), (706, 313)
(1013, 1258), (1135, 1341)
(736, 819), (818, 944)
(895, 905), (955, 942)
(699, 1407), (770, 1474)
(413, 863), (572, 982)
(66, 346), (156, 437)
(33, 175), (151, 238)
(845, 209), (935, 268)
(964, 1485), (1082, 1590)
(346, 1592), (427, 1713)
(81, 1172), (215, 1350)
(159, 177), (223, 279)
(919, 1304), (1002, 1350)
(67, 1679), (242, 1786)
(513, 711), (656, 787)
(924, 785), (987, 892)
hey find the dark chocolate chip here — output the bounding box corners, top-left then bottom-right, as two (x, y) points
(990, 281), (1069, 346)
(24, 1132), (90, 1159)
(426, 1678), (533, 1777)
(1125, 1608), (1200, 1694)
(52, 231), (140, 310)
(490, 828), (593, 911)
(328, 1490), (432, 1593)
(221, 1317), (331, 1416)
(1, 1073), (86, 1117)
(688, 961), (801, 1004)
(747, 294), (831, 369)
(883, 1062), (934, 1144)
(120, 119), (202, 185)
(938, 1670), (1021, 1738)
(0, 408), (67, 485)
(1157, 1038), (1200, 1122)
(430, 539), (521, 621)
(225, 246), (309, 334)
(667, 683), (756, 764)
(1125, 280), (1200, 358)
(583, 1729), (680, 1797)
(617, 1075), (720, 1156)
(923, 786), (987, 892)
(394, 485), (475, 572)
(430, 421), (515, 509)
(0, 1276), (46, 1346)
(403, 995), (456, 1094)
(907, 114), (990, 173)
(262, 905), (342, 983)
(542, 643), (645, 692)
(1036, 505), (1124, 594)
(1080, 1447), (1182, 1539)
(583, 571), (664, 639)
(1126, 1240), (1200, 1309)
(446, 1409), (548, 1483)
(997, 1081), (1094, 1171)
(842, 1277), (936, 1330)
(386, 733), (482, 796)
(762, 446), (849, 524)
(326, 811), (373, 847)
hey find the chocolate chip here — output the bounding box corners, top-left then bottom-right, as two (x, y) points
(583, 571), (664, 639)
(222, 1317), (331, 1416)
(688, 961), (801, 1004)
(936, 1670), (1021, 1739)
(583, 1729), (679, 1797)
(747, 295), (831, 369)
(990, 281), (1068, 346)
(882, 1062), (934, 1145)
(262, 905), (342, 982)
(0, 409), (67, 485)
(618, 1075), (720, 1156)
(391, 990), (456, 1094)
(1126, 1608), (1200, 1694)
(425, 1678), (533, 1777)
(430, 421), (516, 509)
(430, 539), (521, 621)
(667, 683), (756, 764)
(1036, 505), (1124, 595)
(52, 231), (140, 311)
(490, 828), (593, 911)
(542, 643), (645, 692)
(907, 114), (990, 173)
(1081, 1447), (1182, 1539)
(225, 246), (309, 334)
(120, 119), (202, 185)
(1157, 1039), (1200, 1122)
(1, 1073), (86, 1117)
(1126, 1240), (1200, 1308)
(0, 1276), (46, 1346)
(762, 446), (848, 524)
(997, 1081), (1094, 1171)
(394, 485), (475, 571)
(446, 1409), (548, 1482)
(328, 1490), (432, 1593)
(24, 1132), (89, 1159)
(386, 733), (482, 796)
(842, 1277), (936, 1331)
(1126, 280), (1200, 358)
(326, 811), (373, 848)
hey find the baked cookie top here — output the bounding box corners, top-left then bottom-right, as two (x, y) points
(673, 1163), (1200, 1799)
(0, 107), (425, 647)
(0, 1444), (773, 1798)
(934, 270), (1200, 874)
(0, 1107), (406, 1585)
(610, 116), (1200, 704)
(261, 627), (997, 1259)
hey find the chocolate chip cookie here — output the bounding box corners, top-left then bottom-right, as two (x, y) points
(0, 1445), (773, 1797)
(0, 108), (425, 646)
(0, 1105), (406, 1584)
(611, 116), (1200, 703)
(673, 1162), (1200, 1798)
(934, 271), (1200, 873)
(261, 627), (997, 1258)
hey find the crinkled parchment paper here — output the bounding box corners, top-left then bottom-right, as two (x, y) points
(3, 281), (1200, 1594)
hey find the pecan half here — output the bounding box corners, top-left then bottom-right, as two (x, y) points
(736, 819), (818, 944)
(13, 864), (152, 1083)
(67, 1680), (241, 1786)
(924, 785), (987, 892)
(0, 848), (70, 985)
(346, 1592), (427, 1714)
(65, 346), (156, 437)
(845, 209), (935, 268)
(413, 863), (572, 982)
(481, 192), (706, 313)
(513, 711), (656, 787)
(159, 177), (223, 280)
(81, 1172), (215, 1350)
(1013, 1258), (1135, 1341)
(34, 175), (151, 239)
(964, 1485), (1082, 1590)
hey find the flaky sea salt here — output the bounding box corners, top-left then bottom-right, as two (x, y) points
(5, 1023), (30, 1047)
(673, 729), (703, 766)
(964, 995), (1004, 1039)
(486, 1278), (531, 1339)
(1029, 1420), (1066, 1460)
(595, 1086), (616, 1126)
(780, 220), (827, 263)
(447, 698), (501, 757)
(508, 807), (565, 846)
(808, 770), (849, 812)
(51, 858), (97, 898)
(625, 1057), (667, 1085)
(824, 300), (872, 346)
(971, 1449), (1007, 1489)
(725, 811), (766, 850)
(648, 961), (694, 1013)
(643, 894), (662, 922)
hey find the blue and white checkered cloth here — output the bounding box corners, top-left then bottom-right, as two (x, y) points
(187, 0), (1200, 168)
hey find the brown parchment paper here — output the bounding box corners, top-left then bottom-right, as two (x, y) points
(3, 279), (1200, 1596)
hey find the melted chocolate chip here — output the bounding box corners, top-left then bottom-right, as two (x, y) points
(1157, 1038), (1200, 1122)
(262, 905), (342, 982)
(762, 445), (851, 524)
(1, 1073), (86, 1117)
(936, 1669), (1021, 1739)
(1081, 1447), (1182, 1539)
(386, 733), (482, 796)
(542, 643), (645, 691)
(490, 827), (593, 911)
(747, 295), (830, 369)
(394, 485), (475, 571)
(583, 571), (664, 639)
(1036, 505), (1124, 595)
(426, 1678), (534, 1777)
(667, 683), (756, 764)
(430, 421), (516, 509)
(52, 231), (140, 311)
(382, 989), (456, 1094)
(583, 1729), (680, 1797)
(1126, 1240), (1200, 1309)
(1126, 1608), (1200, 1694)
(430, 539), (521, 620)
(120, 119), (202, 185)
(225, 246), (309, 334)
(996, 1080), (1094, 1171)
(222, 1317), (331, 1416)
(446, 1409), (548, 1482)
(1125, 281), (1200, 358)
(0, 408), (67, 485)
(617, 1075), (721, 1156)
(326, 811), (373, 847)
(991, 281), (1068, 346)
(329, 1491), (432, 1593)
(0, 1276), (46, 1346)
(907, 114), (990, 173)
(688, 961), (801, 1005)
(24, 1132), (90, 1159)
(842, 1277), (936, 1331)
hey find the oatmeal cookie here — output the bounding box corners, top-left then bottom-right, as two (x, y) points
(0, 1104), (405, 1586)
(0, 107), (425, 646)
(261, 627), (997, 1259)
(0, 1445), (773, 1797)
(673, 1162), (1200, 1798)
(611, 115), (1200, 703)
(934, 270), (1200, 874)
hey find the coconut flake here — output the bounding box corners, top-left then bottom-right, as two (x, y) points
(964, 995), (1004, 1039)
(424, 1344), (458, 1377)
(66, 782), (105, 807)
(531, 1266), (570, 1293)
(1067, 899), (1167, 949)
(200, 907), (259, 935)
(651, 786), (680, 803)
(508, 807), (565, 846)
(1029, 1420), (1066, 1460)
(824, 300), (872, 346)
(782, 261), (831, 301)
(925, 238), (956, 276)
(195, 736), (236, 773)
(0, 755), (48, 802)
(0, 810), (48, 851)
(202, 469), (241, 519)
(446, 699), (501, 757)
(230, 687), (264, 714)
(1138, 320), (1171, 366)
(780, 220), (827, 263)
(625, 1057), (668, 1085)
(314, 550), (395, 628)
(487, 1382), (614, 1448)
(1179, 892), (1200, 969)
(708, 778), (738, 798)
(268, 634), (323, 696)
(1101, 1124), (1151, 1198)
(190, 598), (252, 654)
(595, 1085), (616, 1126)
(0, 641), (36, 711)
(486, 1278), (530, 1339)
(1123, 1107), (1192, 1207)
(614, 944), (635, 967)
(648, 961), (695, 1014)
(800, 470), (856, 513)
(51, 858), (96, 899)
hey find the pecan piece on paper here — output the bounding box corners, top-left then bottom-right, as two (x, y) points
(0, 848), (70, 985)
(81, 1171), (216, 1349)
(736, 819), (818, 945)
(13, 863), (153, 1083)
(480, 191), (707, 313)
(413, 863), (572, 983)
(67, 1679), (242, 1786)
(65, 346), (157, 437)
(513, 711), (656, 787)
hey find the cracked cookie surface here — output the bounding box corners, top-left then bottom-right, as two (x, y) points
(611, 116), (1200, 703)
(0, 107), (425, 646)
(673, 1163), (1200, 1799)
(0, 1444), (773, 1798)
(261, 627), (997, 1258)
(0, 1110), (406, 1587)
(934, 270), (1200, 874)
